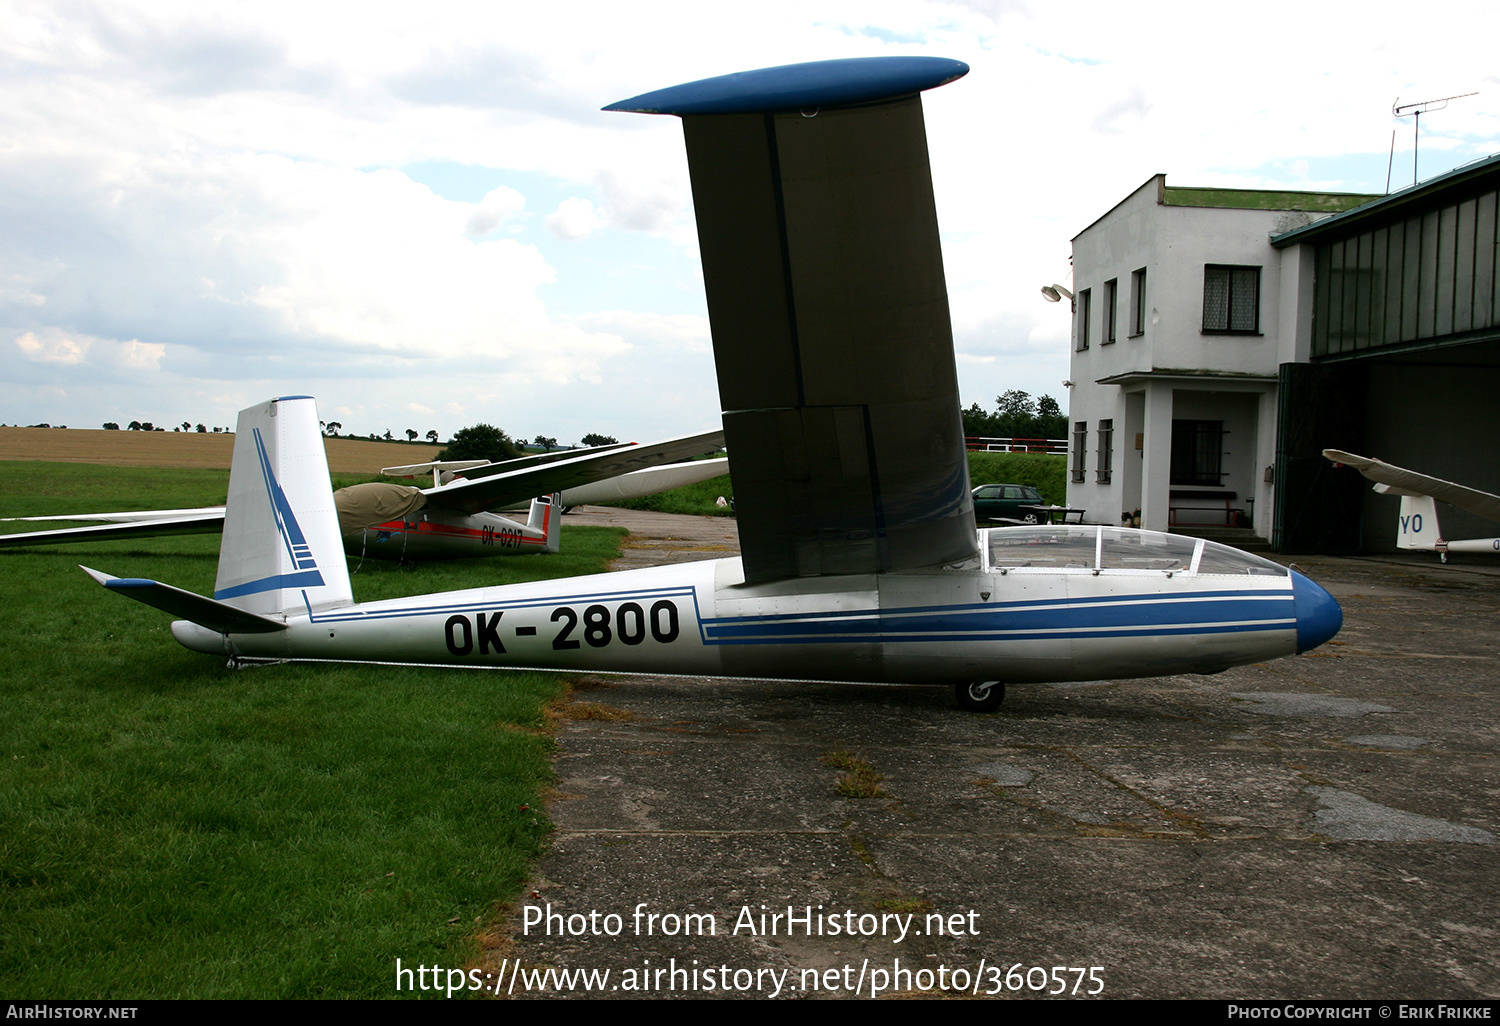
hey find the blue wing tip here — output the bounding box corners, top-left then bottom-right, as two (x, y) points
(105, 577), (159, 590)
(604, 56), (969, 116)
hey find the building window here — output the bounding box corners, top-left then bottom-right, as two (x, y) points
(1203, 265), (1260, 333)
(1102, 279), (1118, 344)
(1096, 419), (1113, 484)
(1130, 268), (1147, 336)
(1071, 421), (1087, 483)
(1170, 420), (1225, 486)
(1076, 289), (1091, 350)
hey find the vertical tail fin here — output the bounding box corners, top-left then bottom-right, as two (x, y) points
(214, 396), (353, 615)
(527, 493), (562, 553)
(1395, 494), (1443, 552)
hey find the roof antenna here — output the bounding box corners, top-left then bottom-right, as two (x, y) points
(1393, 92), (1477, 188)
(1384, 129), (1395, 194)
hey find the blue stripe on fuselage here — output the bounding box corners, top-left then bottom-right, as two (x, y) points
(700, 592), (1293, 646)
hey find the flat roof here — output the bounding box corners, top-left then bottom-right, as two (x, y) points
(1073, 174), (1379, 240)
(1163, 186), (1376, 212)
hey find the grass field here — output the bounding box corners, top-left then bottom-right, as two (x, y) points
(0, 461), (625, 998)
(0, 426), (442, 475)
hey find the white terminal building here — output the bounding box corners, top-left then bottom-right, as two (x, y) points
(1065, 156), (1500, 552)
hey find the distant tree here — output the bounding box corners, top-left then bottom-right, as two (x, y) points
(196, 424), (206, 432)
(325, 421), (341, 437)
(382, 429), (393, 441)
(994, 390), (1037, 437)
(182, 421), (190, 432)
(440, 424), (520, 463)
(961, 391), (1067, 445)
(127, 420), (142, 431)
(425, 429), (438, 444)
(103, 422), (120, 430)
(533, 435), (558, 451)
(405, 429), (418, 442)
(1035, 394), (1067, 439)
(140, 421), (155, 432)
(960, 402), (999, 440)
(581, 432), (618, 447)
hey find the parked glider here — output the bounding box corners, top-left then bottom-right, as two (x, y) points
(1324, 449), (1500, 561)
(84, 57), (1341, 710)
(1, 431), (724, 560)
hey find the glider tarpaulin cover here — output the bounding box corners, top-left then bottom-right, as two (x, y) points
(335, 482), (427, 537)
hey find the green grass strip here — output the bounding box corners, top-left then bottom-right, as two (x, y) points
(0, 463), (624, 997)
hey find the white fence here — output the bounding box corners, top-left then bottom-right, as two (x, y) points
(966, 437), (1068, 456)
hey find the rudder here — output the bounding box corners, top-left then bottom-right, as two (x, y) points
(215, 396), (353, 615)
(1396, 494), (1442, 551)
(527, 493), (562, 553)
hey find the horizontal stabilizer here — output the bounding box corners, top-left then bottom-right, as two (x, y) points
(0, 512), (226, 547)
(81, 566), (286, 634)
(1324, 450), (1500, 523)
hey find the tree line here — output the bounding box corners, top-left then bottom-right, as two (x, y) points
(437, 426), (622, 463)
(961, 390), (1068, 442)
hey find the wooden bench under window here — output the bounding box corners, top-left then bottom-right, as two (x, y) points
(1168, 490), (1242, 527)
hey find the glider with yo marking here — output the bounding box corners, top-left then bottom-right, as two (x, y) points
(1324, 449), (1500, 562)
(85, 57), (1342, 710)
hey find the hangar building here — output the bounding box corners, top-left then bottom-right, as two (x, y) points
(1066, 154), (1500, 553)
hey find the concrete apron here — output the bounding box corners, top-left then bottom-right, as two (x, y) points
(502, 511), (1499, 1000)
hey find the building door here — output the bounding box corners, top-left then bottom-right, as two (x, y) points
(1170, 420), (1224, 487)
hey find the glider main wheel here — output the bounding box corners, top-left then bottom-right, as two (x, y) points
(955, 680), (1005, 713)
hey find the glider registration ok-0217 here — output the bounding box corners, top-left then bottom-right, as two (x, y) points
(86, 58), (1342, 710)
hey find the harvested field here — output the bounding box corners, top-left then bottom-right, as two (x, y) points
(0, 426), (442, 475)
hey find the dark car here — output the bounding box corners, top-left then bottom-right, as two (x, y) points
(972, 483), (1044, 523)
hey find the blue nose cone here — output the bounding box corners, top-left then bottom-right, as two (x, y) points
(1291, 570), (1342, 653)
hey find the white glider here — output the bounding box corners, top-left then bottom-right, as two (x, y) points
(84, 57), (1341, 710)
(1324, 449), (1500, 561)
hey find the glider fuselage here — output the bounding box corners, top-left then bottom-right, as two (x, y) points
(173, 525), (1340, 688)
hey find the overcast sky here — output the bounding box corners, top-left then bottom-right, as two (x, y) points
(3, 0), (1495, 444)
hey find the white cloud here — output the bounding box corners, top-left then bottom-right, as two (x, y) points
(13, 328), (164, 369)
(545, 197), (601, 240)
(464, 184), (525, 236)
(0, 0), (1495, 436)
(16, 330), (89, 365)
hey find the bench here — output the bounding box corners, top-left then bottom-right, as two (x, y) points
(1168, 490), (1242, 527)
